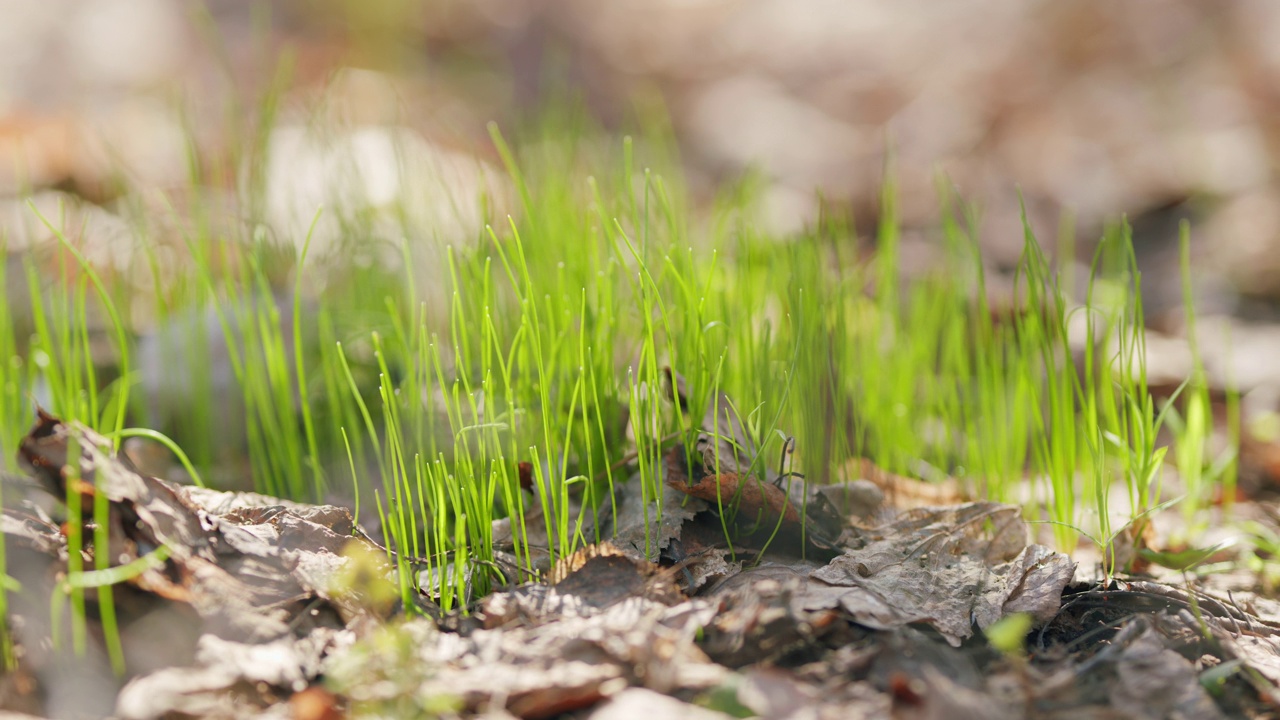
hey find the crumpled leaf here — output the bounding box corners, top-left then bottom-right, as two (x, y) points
(654, 369), (843, 554)
(676, 545), (741, 594)
(19, 415), (382, 629)
(331, 596), (727, 719)
(1110, 623), (1226, 720)
(6, 413), (392, 718)
(699, 563), (842, 668)
(1039, 578), (1280, 711)
(115, 630), (350, 720)
(609, 470), (706, 563)
(477, 544), (684, 629)
(550, 542), (684, 609)
(799, 502), (1074, 645)
(665, 446), (802, 526)
(663, 445), (842, 554)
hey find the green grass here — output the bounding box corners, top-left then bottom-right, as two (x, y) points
(0, 107), (1239, 634)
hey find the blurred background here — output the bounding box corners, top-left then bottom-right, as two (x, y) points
(6, 0), (1280, 393)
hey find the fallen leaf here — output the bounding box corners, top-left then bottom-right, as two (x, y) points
(800, 503), (1074, 645)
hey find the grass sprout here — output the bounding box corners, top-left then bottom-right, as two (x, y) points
(0, 111), (1237, 621)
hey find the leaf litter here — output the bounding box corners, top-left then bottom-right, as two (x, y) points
(5, 409), (1280, 718)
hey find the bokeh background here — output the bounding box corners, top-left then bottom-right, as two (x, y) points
(6, 0), (1280, 395)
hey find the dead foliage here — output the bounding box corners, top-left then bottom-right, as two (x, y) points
(5, 411), (1280, 719)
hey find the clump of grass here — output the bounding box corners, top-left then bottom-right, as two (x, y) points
(6, 205), (134, 672)
(0, 109), (1234, 617)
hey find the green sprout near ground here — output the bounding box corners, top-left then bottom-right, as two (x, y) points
(0, 112), (1239, 641)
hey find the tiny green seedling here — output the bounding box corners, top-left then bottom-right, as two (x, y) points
(0, 107), (1235, 622)
(985, 612), (1034, 658)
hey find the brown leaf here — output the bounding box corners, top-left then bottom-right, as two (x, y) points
(16, 408), (98, 513)
(800, 502), (1074, 645)
(551, 543), (684, 609)
(1109, 624), (1226, 720)
(664, 446), (843, 554)
(664, 446), (798, 522)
